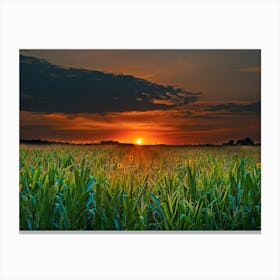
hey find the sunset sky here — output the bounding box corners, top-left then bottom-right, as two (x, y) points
(20, 50), (261, 145)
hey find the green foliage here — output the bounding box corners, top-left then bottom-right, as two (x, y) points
(19, 145), (261, 230)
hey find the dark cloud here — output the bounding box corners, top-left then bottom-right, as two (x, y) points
(204, 101), (260, 113)
(20, 55), (200, 114)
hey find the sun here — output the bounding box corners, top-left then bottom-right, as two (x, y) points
(136, 138), (143, 145)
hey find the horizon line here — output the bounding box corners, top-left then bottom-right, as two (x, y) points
(20, 138), (261, 146)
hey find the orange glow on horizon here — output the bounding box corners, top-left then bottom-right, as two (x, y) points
(20, 109), (261, 145)
(136, 138), (143, 145)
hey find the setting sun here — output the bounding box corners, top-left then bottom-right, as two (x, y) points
(136, 138), (143, 145)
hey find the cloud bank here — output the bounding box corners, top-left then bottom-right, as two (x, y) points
(20, 55), (200, 114)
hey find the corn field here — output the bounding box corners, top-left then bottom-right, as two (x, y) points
(19, 144), (261, 230)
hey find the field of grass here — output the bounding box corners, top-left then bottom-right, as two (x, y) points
(19, 144), (261, 230)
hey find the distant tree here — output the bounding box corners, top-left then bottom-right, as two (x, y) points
(222, 139), (235, 146)
(227, 140), (235, 146)
(100, 140), (119, 145)
(236, 137), (254, 145)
